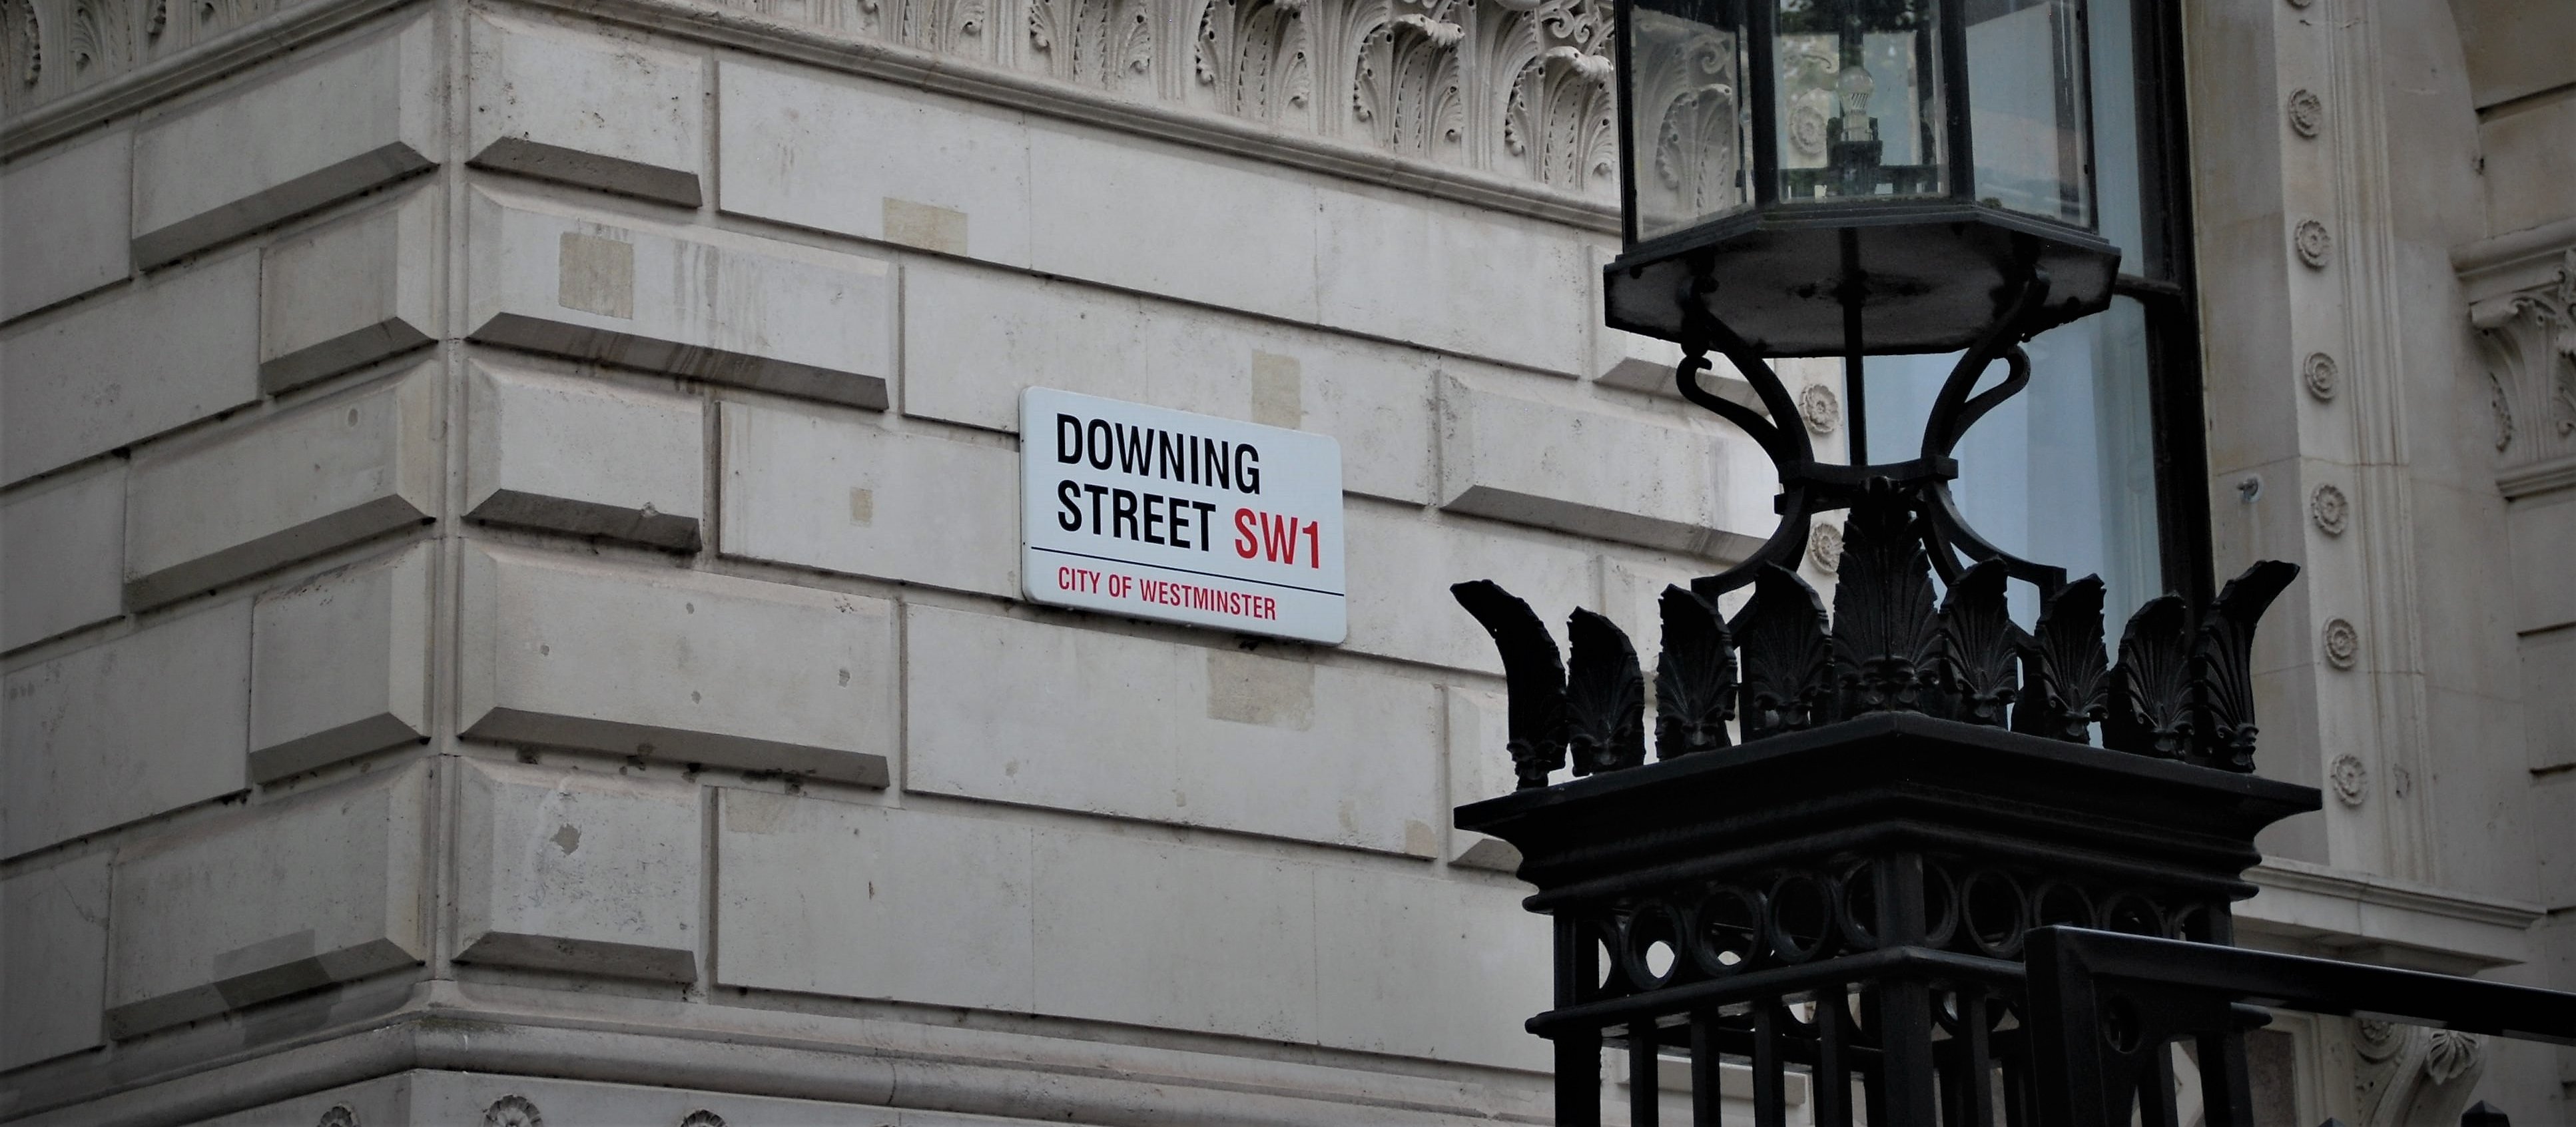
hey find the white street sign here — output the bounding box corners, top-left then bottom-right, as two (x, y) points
(1021, 388), (1346, 644)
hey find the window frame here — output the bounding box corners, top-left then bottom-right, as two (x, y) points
(2122, 0), (2215, 606)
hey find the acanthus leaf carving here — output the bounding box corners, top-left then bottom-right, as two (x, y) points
(2468, 246), (2576, 484)
(1494, 0), (1612, 186)
(1351, 0), (1464, 157)
(1195, 0), (1312, 125)
(1029, 0), (1153, 87)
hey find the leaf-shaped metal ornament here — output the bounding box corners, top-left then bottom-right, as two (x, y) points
(1730, 564), (1833, 742)
(2104, 595), (2194, 759)
(1451, 580), (1568, 789)
(1935, 561), (2025, 726)
(2013, 575), (2110, 743)
(1831, 487), (1939, 717)
(2190, 560), (2300, 771)
(1654, 585), (1736, 759)
(1566, 609), (1648, 775)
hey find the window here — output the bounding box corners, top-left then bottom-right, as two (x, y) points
(1846, 0), (2209, 620)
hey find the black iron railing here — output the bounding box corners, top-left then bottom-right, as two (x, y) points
(2025, 927), (2576, 1127)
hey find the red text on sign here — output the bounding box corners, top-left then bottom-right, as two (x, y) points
(1232, 508), (1323, 569)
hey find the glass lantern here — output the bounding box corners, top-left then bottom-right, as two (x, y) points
(1608, 0), (2118, 356)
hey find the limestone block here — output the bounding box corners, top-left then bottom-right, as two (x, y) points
(132, 18), (440, 266)
(900, 260), (1437, 504)
(258, 187), (442, 394)
(1315, 187), (1588, 375)
(1, 599), (250, 858)
(0, 851), (110, 1070)
(1032, 830), (1318, 1042)
(2480, 96), (2576, 242)
(0, 250), (260, 485)
(1026, 128), (1320, 324)
(717, 62), (1029, 263)
(904, 604), (1443, 855)
(2, 462), (124, 650)
(714, 791), (1033, 1010)
(1444, 686), (1522, 871)
(466, 187), (893, 408)
(468, 361), (705, 550)
(458, 545), (896, 786)
(1340, 504), (1598, 675)
(1312, 865), (1552, 1070)
(456, 759), (702, 982)
(248, 544), (433, 783)
(468, 13), (706, 206)
(718, 401), (1014, 597)
(105, 765), (427, 1036)
(2524, 627), (2575, 774)
(2455, 0), (2576, 109)
(125, 364), (440, 609)
(1437, 372), (1772, 558)
(1, 129), (130, 321)
(2507, 491), (2574, 632)
(1592, 325), (1692, 397)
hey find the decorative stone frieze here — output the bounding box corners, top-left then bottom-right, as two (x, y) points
(2310, 482), (2348, 535)
(2295, 218), (2334, 268)
(3, 0), (1624, 206)
(1797, 380), (1838, 435)
(2286, 87), (2322, 138)
(2324, 616), (2360, 669)
(2304, 351), (2338, 399)
(482, 1095), (543, 1127)
(1805, 520), (1841, 574)
(2330, 752), (2367, 806)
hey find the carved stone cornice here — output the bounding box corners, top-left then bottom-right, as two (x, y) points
(2457, 220), (2576, 496)
(3, 0), (1631, 234)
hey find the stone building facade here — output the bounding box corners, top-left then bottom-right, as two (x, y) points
(0, 0), (2565, 1122)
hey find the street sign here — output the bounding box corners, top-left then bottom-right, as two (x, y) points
(1021, 387), (1346, 644)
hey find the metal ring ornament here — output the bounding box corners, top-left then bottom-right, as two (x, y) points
(2029, 878), (2096, 932)
(2098, 892), (2167, 937)
(1921, 861), (1961, 948)
(1687, 885), (1768, 976)
(2166, 902), (2216, 943)
(1835, 861), (1877, 949)
(1961, 868), (2030, 958)
(1766, 871), (1840, 964)
(1616, 901), (1688, 990)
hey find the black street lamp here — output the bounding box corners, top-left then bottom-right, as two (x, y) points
(1608, 0), (2114, 356)
(1605, 0), (2120, 597)
(1447, 1), (2576, 1122)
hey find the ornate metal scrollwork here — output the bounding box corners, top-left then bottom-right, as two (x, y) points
(1652, 585), (1735, 758)
(1566, 608), (1646, 775)
(1450, 579), (1566, 788)
(1729, 565), (1833, 741)
(1452, 263), (2301, 784)
(2015, 576), (2110, 743)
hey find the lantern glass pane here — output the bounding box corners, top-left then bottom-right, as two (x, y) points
(1629, 0), (1752, 240)
(1967, 0), (2093, 224)
(1773, 0), (1945, 202)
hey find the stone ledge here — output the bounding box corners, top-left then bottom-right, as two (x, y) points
(0, 983), (1554, 1127)
(2240, 857), (2546, 974)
